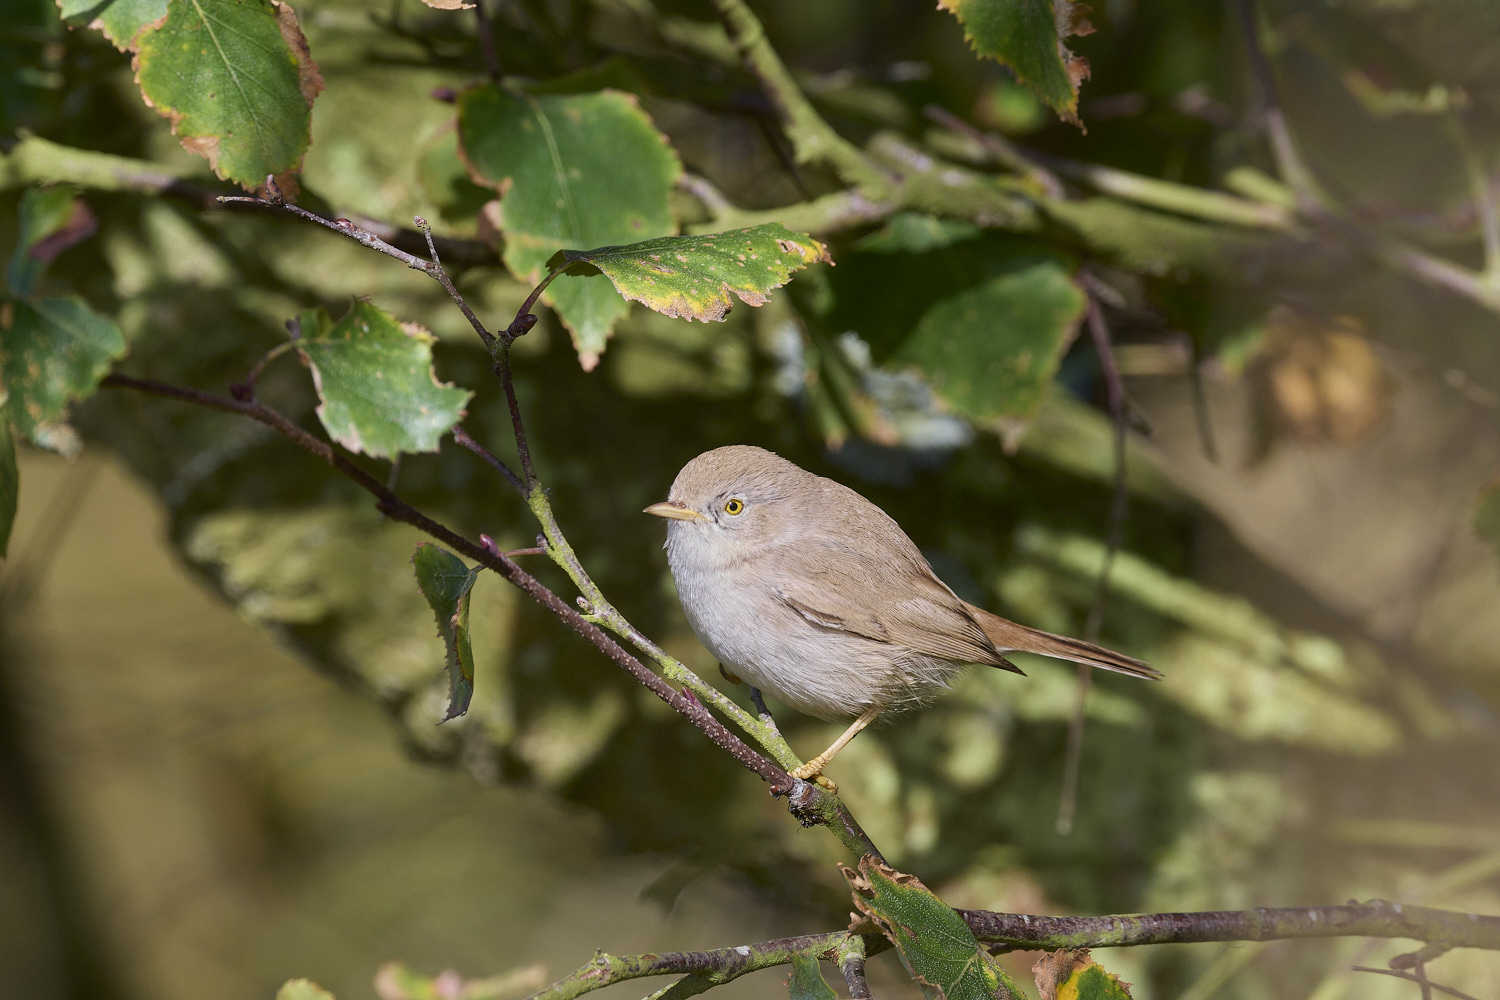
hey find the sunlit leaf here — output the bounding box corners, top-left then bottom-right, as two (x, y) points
(0, 403), (15, 557)
(58, 0), (167, 50)
(896, 262), (1085, 444)
(557, 226), (829, 324)
(411, 542), (481, 721)
(844, 857), (1010, 1000)
(786, 954), (838, 1000)
(457, 85), (680, 367)
(939, 0), (1093, 125)
(0, 296), (126, 455)
(295, 300), (473, 460)
(133, 0), (325, 188)
(7, 186), (96, 297)
(275, 979), (337, 1000)
(1032, 950), (1133, 1000)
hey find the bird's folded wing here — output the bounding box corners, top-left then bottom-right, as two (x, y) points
(770, 540), (1001, 665)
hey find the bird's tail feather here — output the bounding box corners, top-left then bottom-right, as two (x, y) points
(965, 603), (1161, 680)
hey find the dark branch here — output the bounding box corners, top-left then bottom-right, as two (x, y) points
(98, 373), (883, 859)
(961, 901), (1500, 952)
(451, 424), (526, 494)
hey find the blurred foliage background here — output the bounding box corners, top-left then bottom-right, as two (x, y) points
(2, 0), (1500, 998)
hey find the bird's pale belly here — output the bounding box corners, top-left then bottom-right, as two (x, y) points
(670, 556), (960, 721)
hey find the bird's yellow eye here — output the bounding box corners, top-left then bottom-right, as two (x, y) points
(724, 498), (745, 515)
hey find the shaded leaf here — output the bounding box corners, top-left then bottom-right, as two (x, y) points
(0, 297), (127, 455)
(855, 213), (982, 254)
(58, 0), (167, 50)
(557, 226), (830, 324)
(844, 857), (1011, 1000)
(896, 262), (1085, 444)
(939, 0), (1093, 125)
(276, 979), (337, 1000)
(786, 954), (838, 1000)
(0, 403), (15, 557)
(458, 85), (680, 366)
(7, 186), (96, 297)
(411, 542), (481, 721)
(295, 300), (473, 460)
(1032, 950), (1133, 1000)
(132, 0), (325, 188)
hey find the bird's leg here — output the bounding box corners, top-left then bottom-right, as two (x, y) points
(790, 705), (883, 782)
(749, 687), (779, 733)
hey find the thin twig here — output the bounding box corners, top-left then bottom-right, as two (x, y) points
(1056, 290), (1130, 836)
(473, 0), (502, 80)
(99, 373), (883, 859)
(923, 104), (1064, 199)
(1351, 967), (1482, 1000)
(1232, 0), (1324, 210)
(837, 934), (873, 1000)
(451, 424), (526, 494)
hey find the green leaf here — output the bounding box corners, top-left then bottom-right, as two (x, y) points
(0, 402), (16, 558)
(854, 213), (983, 254)
(274, 979), (337, 1000)
(845, 857), (1011, 1000)
(558, 225), (830, 325)
(457, 85), (681, 367)
(7, 186), (96, 297)
(939, 0), (1093, 125)
(895, 262), (1085, 443)
(1033, 950), (1133, 1000)
(295, 300), (473, 460)
(1, 296), (127, 454)
(133, 0), (325, 188)
(411, 542), (481, 721)
(58, 0), (168, 50)
(786, 955), (838, 1000)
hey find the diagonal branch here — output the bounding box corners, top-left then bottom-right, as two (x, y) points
(98, 373), (883, 860)
(709, 0), (892, 192)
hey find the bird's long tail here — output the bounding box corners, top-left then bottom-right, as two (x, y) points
(964, 602), (1161, 680)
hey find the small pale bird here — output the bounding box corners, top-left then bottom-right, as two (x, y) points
(645, 445), (1159, 783)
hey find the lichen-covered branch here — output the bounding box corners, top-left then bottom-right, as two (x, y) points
(960, 901), (1500, 952)
(523, 932), (864, 1000)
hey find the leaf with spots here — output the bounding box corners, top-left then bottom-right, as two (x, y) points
(896, 262), (1085, 447)
(939, 0), (1093, 126)
(411, 542), (481, 721)
(295, 300), (473, 460)
(1, 296), (127, 456)
(132, 0), (324, 188)
(844, 857), (1017, 1000)
(555, 225), (830, 325)
(457, 84), (681, 368)
(58, 0), (168, 51)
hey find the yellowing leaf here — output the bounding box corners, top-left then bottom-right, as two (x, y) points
(939, 0), (1093, 126)
(458, 85), (680, 366)
(557, 226), (830, 323)
(133, 0), (325, 188)
(1032, 950), (1133, 1000)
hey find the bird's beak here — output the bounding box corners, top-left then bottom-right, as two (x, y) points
(643, 500), (707, 522)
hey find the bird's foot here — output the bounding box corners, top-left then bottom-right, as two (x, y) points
(790, 758), (838, 793)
